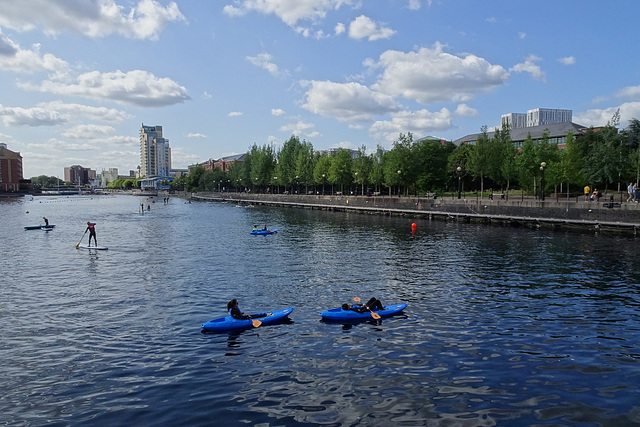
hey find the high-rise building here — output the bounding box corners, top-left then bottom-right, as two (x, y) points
(140, 124), (171, 178)
(64, 165), (95, 185)
(502, 108), (572, 129)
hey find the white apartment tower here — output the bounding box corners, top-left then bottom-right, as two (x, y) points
(501, 113), (527, 129)
(140, 124), (171, 178)
(502, 108), (572, 129)
(527, 108), (572, 127)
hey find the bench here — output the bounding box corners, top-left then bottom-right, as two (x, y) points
(489, 193), (505, 200)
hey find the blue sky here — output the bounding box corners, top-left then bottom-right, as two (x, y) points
(1, 0), (640, 179)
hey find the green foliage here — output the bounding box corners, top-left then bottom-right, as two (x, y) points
(172, 116), (640, 197)
(29, 175), (64, 189)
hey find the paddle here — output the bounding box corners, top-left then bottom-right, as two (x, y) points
(353, 297), (382, 319)
(75, 229), (88, 248)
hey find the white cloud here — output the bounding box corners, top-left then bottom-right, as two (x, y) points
(246, 53), (282, 77)
(0, 104), (68, 126)
(170, 146), (203, 169)
(455, 104), (478, 116)
(335, 22), (345, 35)
(40, 101), (131, 122)
(408, 0), (424, 10)
(0, 0), (186, 40)
(518, 32), (526, 39)
(0, 29), (69, 75)
(228, 111), (243, 117)
(574, 102), (640, 128)
(370, 108), (453, 142)
(558, 56), (575, 65)
(18, 69), (190, 107)
(371, 43), (509, 104)
(271, 108), (286, 116)
(61, 124), (115, 138)
(0, 101), (131, 127)
(510, 54), (546, 81)
(223, 0), (356, 26)
(279, 120), (320, 138)
(186, 133), (207, 138)
(201, 91), (212, 99)
(349, 15), (395, 41)
(60, 124), (137, 147)
(301, 80), (400, 122)
(615, 85), (640, 100)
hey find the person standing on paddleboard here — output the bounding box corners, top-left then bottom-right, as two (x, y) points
(86, 222), (97, 247)
(43, 216), (49, 226)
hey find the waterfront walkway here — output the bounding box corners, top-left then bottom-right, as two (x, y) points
(188, 192), (640, 235)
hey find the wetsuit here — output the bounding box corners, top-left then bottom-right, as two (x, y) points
(86, 222), (97, 246)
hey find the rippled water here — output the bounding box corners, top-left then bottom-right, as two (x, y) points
(1, 194), (640, 426)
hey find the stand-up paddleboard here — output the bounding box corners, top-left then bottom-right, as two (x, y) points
(77, 245), (108, 250)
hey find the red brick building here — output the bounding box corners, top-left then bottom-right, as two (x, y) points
(0, 143), (26, 192)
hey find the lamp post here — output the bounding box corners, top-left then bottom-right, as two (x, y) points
(397, 170), (402, 196)
(322, 173), (325, 195)
(295, 175), (299, 194)
(273, 176), (278, 194)
(540, 162), (547, 201)
(457, 166), (462, 199)
(354, 172), (358, 195)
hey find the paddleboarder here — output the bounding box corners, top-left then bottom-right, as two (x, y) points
(86, 221), (97, 247)
(43, 216), (49, 226)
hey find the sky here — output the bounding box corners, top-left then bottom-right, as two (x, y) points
(1, 0), (640, 179)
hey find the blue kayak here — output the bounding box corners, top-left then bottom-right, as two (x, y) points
(250, 228), (278, 235)
(201, 306), (294, 332)
(320, 303), (408, 321)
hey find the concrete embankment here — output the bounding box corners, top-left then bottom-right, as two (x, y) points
(189, 192), (640, 235)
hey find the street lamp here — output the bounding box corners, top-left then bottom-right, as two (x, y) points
(540, 162), (547, 201)
(354, 172), (358, 195)
(273, 176), (278, 194)
(322, 173), (325, 195)
(457, 166), (463, 199)
(397, 170), (402, 196)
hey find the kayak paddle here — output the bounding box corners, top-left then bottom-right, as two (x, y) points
(353, 297), (381, 319)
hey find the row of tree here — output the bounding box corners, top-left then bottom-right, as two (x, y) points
(29, 113), (640, 196)
(173, 114), (640, 197)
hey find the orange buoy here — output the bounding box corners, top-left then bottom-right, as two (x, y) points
(411, 223), (417, 229)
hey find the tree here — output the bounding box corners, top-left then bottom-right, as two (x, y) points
(352, 145), (372, 195)
(295, 141), (315, 194)
(467, 126), (492, 196)
(314, 154), (332, 194)
(327, 149), (353, 194)
(277, 135), (303, 192)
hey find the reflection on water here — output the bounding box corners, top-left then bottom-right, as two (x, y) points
(1, 195), (640, 425)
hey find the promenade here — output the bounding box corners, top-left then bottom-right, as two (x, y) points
(188, 191), (640, 235)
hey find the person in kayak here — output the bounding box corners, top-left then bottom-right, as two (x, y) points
(227, 299), (252, 320)
(43, 216), (49, 226)
(86, 221), (97, 247)
(253, 225), (258, 231)
(342, 297), (383, 313)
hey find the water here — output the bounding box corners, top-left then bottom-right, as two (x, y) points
(1, 194), (640, 426)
